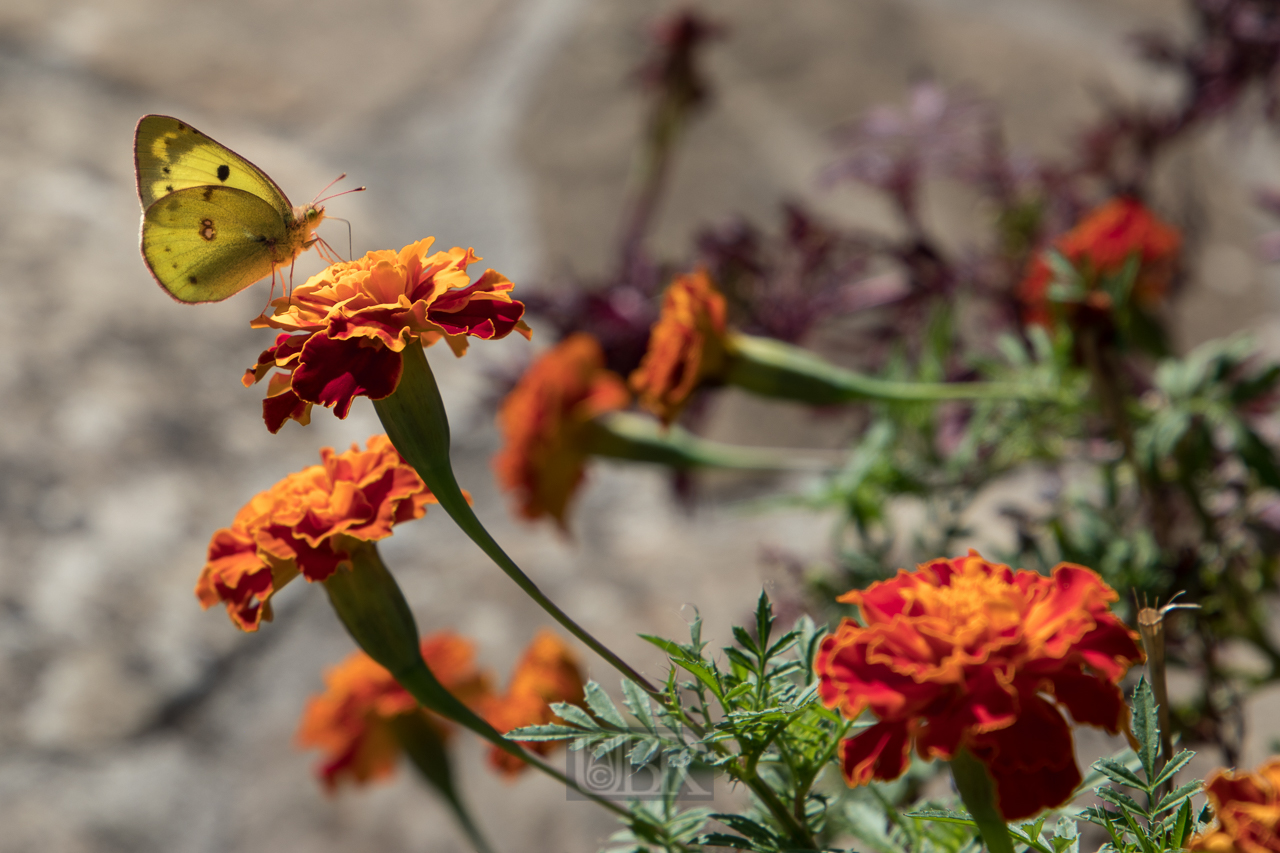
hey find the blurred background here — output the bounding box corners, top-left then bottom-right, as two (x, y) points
(2, 0), (1278, 851)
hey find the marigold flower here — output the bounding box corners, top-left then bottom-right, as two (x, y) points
(244, 238), (532, 433)
(1019, 197), (1181, 327)
(482, 630), (587, 777)
(196, 435), (436, 631)
(1190, 759), (1280, 853)
(493, 333), (630, 529)
(296, 632), (494, 791)
(630, 268), (730, 425)
(815, 550), (1144, 821)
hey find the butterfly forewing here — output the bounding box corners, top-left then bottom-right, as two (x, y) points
(134, 115), (293, 218)
(141, 185), (293, 303)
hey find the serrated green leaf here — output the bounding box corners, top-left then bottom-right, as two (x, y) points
(1131, 678), (1160, 782)
(1094, 756), (1147, 789)
(1151, 750), (1195, 787)
(755, 590), (775, 648)
(629, 738), (660, 767)
(551, 702), (599, 731)
(503, 723), (582, 741)
(621, 678), (656, 732)
(584, 681), (627, 728)
(906, 808), (976, 826)
(1170, 798), (1193, 848)
(697, 832), (762, 851)
(1096, 787), (1146, 816)
(1154, 780), (1203, 815)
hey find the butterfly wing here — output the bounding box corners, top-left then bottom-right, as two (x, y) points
(141, 185), (296, 303)
(134, 115), (293, 218)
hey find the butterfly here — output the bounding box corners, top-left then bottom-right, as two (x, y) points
(134, 114), (354, 303)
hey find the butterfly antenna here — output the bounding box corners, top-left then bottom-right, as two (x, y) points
(311, 174), (366, 207)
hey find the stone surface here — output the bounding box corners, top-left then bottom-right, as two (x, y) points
(1, 0), (1278, 851)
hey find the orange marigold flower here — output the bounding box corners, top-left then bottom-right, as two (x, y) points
(1190, 759), (1280, 853)
(296, 632), (494, 791)
(493, 333), (630, 529)
(196, 435), (436, 631)
(815, 550), (1144, 821)
(482, 630), (587, 777)
(630, 268), (730, 425)
(244, 238), (532, 433)
(1019, 197), (1181, 327)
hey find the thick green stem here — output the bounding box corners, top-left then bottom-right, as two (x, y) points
(374, 342), (661, 698)
(325, 543), (630, 819)
(584, 412), (842, 471)
(393, 714), (497, 853)
(726, 333), (1047, 406)
(949, 748), (1015, 853)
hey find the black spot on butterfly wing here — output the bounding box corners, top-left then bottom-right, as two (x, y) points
(217, 164), (230, 182)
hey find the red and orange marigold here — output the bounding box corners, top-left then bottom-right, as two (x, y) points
(493, 333), (630, 529)
(1018, 197), (1181, 327)
(296, 632), (495, 791)
(244, 238), (531, 433)
(630, 268), (730, 425)
(196, 434), (437, 631)
(815, 551), (1144, 821)
(1190, 759), (1280, 853)
(482, 630), (587, 777)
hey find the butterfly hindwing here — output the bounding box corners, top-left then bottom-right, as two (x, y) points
(141, 185), (291, 303)
(134, 115), (293, 218)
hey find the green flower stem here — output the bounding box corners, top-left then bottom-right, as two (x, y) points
(325, 542), (630, 819)
(948, 748), (1015, 853)
(374, 341), (661, 698)
(393, 713), (496, 853)
(726, 333), (1048, 405)
(584, 411), (843, 471)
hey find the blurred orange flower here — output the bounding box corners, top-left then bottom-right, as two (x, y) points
(630, 268), (729, 425)
(244, 238), (532, 433)
(196, 435), (436, 631)
(1019, 197), (1181, 327)
(297, 632), (494, 791)
(493, 333), (630, 529)
(815, 550), (1144, 821)
(482, 630), (587, 777)
(1190, 759), (1280, 853)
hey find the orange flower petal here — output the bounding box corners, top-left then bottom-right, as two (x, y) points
(816, 550), (1144, 820)
(195, 436), (434, 631)
(630, 268), (729, 425)
(493, 333), (630, 529)
(245, 239), (527, 431)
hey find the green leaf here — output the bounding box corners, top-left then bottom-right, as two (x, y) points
(906, 808), (976, 826)
(1096, 787), (1147, 817)
(733, 625), (761, 657)
(621, 678), (656, 732)
(1093, 756), (1147, 790)
(755, 590), (775, 650)
(584, 681), (627, 729)
(1154, 780), (1203, 816)
(550, 702), (599, 731)
(1151, 750), (1195, 787)
(1131, 678), (1160, 782)
(1170, 798), (1193, 848)
(503, 723), (584, 741)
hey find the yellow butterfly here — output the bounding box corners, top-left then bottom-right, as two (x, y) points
(135, 114), (349, 303)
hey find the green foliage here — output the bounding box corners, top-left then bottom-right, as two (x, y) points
(1080, 679), (1209, 853)
(510, 592), (846, 853)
